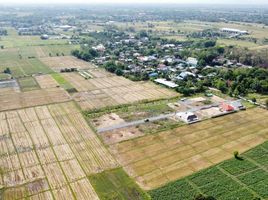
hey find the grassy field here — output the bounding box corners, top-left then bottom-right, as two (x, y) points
(17, 76), (40, 91)
(38, 44), (79, 57)
(89, 168), (150, 200)
(149, 141), (268, 200)
(87, 98), (176, 121)
(110, 108), (268, 190)
(217, 38), (259, 48)
(0, 57), (53, 78)
(0, 31), (69, 48)
(0, 48), (52, 77)
(116, 20), (268, 48)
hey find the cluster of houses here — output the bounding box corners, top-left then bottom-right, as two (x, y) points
(90, 32), (252, 89)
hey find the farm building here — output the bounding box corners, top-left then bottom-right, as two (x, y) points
(176, 112), (198, 123)
(154, 78), (178, 88)
(220, 28), (248, 35)
(220, 102), (235, 112)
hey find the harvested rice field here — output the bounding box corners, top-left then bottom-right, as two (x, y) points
(109, 108), (268, 190)
(0, 102), (118, 200)
(0, 88), (70, 112)
(62, 72), (178, 111)
(35, 75), (59, 89)
(39, 56), (96, 72)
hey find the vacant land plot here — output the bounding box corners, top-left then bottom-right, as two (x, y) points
(89, 168), (149, 200)
(40, 56), (96, 71)
(17, 77), (40, 92)
(63, 72), (178, 111)
(149, 141), (268, 200)
(0, 102), (118, 199)
(110, 108), (268, 189)
(0, 88), (70, 111)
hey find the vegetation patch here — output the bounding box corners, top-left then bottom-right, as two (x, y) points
(17, 76), (40, 91)
(89, 168), (150, 200)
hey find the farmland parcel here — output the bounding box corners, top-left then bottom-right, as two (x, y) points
(150, 141), (268, 199)
(110, 108), (268, 189)
(0, 102), (118, 200)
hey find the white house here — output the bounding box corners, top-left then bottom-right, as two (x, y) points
(176, 71), (196, 80)
(176, 112), (198, 123)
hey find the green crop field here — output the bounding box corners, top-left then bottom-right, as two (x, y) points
(89, 168), (150, 200)
(17, 76), (40, 91)
(149, 141), (268, 200)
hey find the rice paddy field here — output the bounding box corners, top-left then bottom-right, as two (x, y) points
(0, 87), (70, 112)
(149, 141), (268, 200)
(0, 102), (118, 200)
(35, 75), (59, 89)
(109, 108), (268, 190)
(39, 56), (96, 72)
(63, 71), (179, 111)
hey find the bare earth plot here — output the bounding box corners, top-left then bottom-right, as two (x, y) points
(0, 102), (118, 200)
(62, 72), (178, 111)
(0, 87), (70, 112)
(109, 108), (268, 190)
(39, 56), (96, 72)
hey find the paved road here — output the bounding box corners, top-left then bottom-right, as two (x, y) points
(97, 113), (176, 133)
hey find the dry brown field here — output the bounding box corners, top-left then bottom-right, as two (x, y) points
(0, 102), (118, 199)
(39, 56), (96, 72)
(109, 108), (268, 190)
(0, 88), (70, 112)
(35, 75), (59, 89)
(62, 72), (178, 111)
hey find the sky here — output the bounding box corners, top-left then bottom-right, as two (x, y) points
(0, 0), (267, 4)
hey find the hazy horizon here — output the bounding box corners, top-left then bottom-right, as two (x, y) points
(1, 0), (268, 5)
